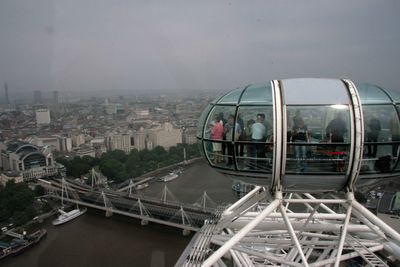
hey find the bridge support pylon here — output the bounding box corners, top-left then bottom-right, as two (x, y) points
(182, 229), (191, 236)
(105, 208), (113, 217)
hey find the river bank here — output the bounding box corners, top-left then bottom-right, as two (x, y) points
(2, 209), (190, 267)
(2, 160), (234, 267)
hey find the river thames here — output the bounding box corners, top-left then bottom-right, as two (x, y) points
(2, 160), (237, 267)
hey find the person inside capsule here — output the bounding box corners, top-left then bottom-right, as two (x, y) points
(250, 114), (266, 168)
(291, 110), (309, 171)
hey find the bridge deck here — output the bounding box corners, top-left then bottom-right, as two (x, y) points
(40, 178), (222, 232)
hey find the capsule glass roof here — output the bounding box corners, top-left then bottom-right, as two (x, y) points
(383, 88), (400, 103)
(214, 83), (273, 105)
(355, 83), (392, 104)
(282, 78), (350, 105)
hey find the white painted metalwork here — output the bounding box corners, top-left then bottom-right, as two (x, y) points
(178, 189), (400, 267)
(91, 168), (108, 189)
(272, 80), (283, 190)
(202, 194), (281, 267)
(160, 185), (179, 203)
(193, 191), (217, 211)
(343, 79), (364, 190)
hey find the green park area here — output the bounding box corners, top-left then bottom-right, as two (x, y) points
(0, 181), (48, 226)
(56, 143), (200, 183)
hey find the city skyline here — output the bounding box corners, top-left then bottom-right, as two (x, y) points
(1, 0), (400, 101)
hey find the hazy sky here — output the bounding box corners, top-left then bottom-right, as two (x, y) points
(1, 0), (400, 98)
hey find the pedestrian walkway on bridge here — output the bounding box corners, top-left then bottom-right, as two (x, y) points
(39, 178), (224, 234)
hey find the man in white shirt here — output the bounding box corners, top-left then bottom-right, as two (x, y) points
(251, 114), (266, 141)
(249, 114), (267, 168)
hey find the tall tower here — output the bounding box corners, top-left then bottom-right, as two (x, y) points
(4, 83), (10, 105)
(33, 90), (42, 104)
(52, 90), (59, 113)
(53, 90), (58, 105)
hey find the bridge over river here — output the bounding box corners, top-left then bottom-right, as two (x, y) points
(39, 177), (223, 234)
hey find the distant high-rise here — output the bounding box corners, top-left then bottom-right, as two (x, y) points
(4, 83), (10, 105)
(52, 90), (59, 113)
(33, 90), (42, 104)
(53, 90), (58, 105)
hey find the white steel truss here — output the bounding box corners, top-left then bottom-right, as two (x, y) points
(177, 187), (400, 267)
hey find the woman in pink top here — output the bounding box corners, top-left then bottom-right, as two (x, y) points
(211, 115), (223, 164)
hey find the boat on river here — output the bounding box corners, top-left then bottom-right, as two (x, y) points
(52, 208), (87, 226)
(0, 229), (47, 260)
(159, 172), (179, 182)
(53, 178), (87, 226)
(135, 182), (149, 190)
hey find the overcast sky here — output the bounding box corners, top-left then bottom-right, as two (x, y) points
(0, 0), (400, 99)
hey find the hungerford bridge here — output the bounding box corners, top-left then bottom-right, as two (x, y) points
(43, 78), (400, 266)
(39, 170), (221, 234)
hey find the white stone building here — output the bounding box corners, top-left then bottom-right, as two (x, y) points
(105, 132), (135, 153)
(148, 122), (182, 150)
(35, 108), (51, 125)
(71, 133), (86, 147)
(28, 136), (72, 153)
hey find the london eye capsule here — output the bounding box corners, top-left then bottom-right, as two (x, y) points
(197, 78), (400, 192)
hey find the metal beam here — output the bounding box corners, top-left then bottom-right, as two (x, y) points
(279, 203), (309, 267)
(202, 197), (281, 267)
(334, 196), (353, 267)
(352, 199), (400, 243)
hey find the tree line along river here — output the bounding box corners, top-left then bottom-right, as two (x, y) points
(2, 160), (236, 267)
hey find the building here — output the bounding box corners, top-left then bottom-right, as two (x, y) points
(182, 127), (197, 144)
(28, 135), (72, 153)
(71, 133), (86, 147)
(148, 122), (182, 150)
(52, 90), (59, 113)
(135, 109), (150, 118)
(74, 146), (96, 158)
(105, 104), (117, 115)
(59, 136), (73, 153)
(35, 108), (51, 125)
(0, 140), (63, 180)
(0, 171), (23, 186)
(132, 129), (148, 151)
(4, 83), (9, 105)
(33, 90), (42, 104)
(105, 132), (134, 153)
(104, 123), (183, 153)
(29, 136), (59, 151)
(90, 137), (107, 156)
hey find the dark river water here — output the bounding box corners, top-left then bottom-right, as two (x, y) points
(2, 160), (237, 267)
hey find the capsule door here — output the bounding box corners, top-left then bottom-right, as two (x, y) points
(280, 78), (354, 192)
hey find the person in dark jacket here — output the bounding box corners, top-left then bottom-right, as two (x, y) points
(367, 115), (381, 157)
(326, 112), (348, 172)
(236, 113), (245, 157)
(292, 110), (309, 170)
(326, 113), (347, 143)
